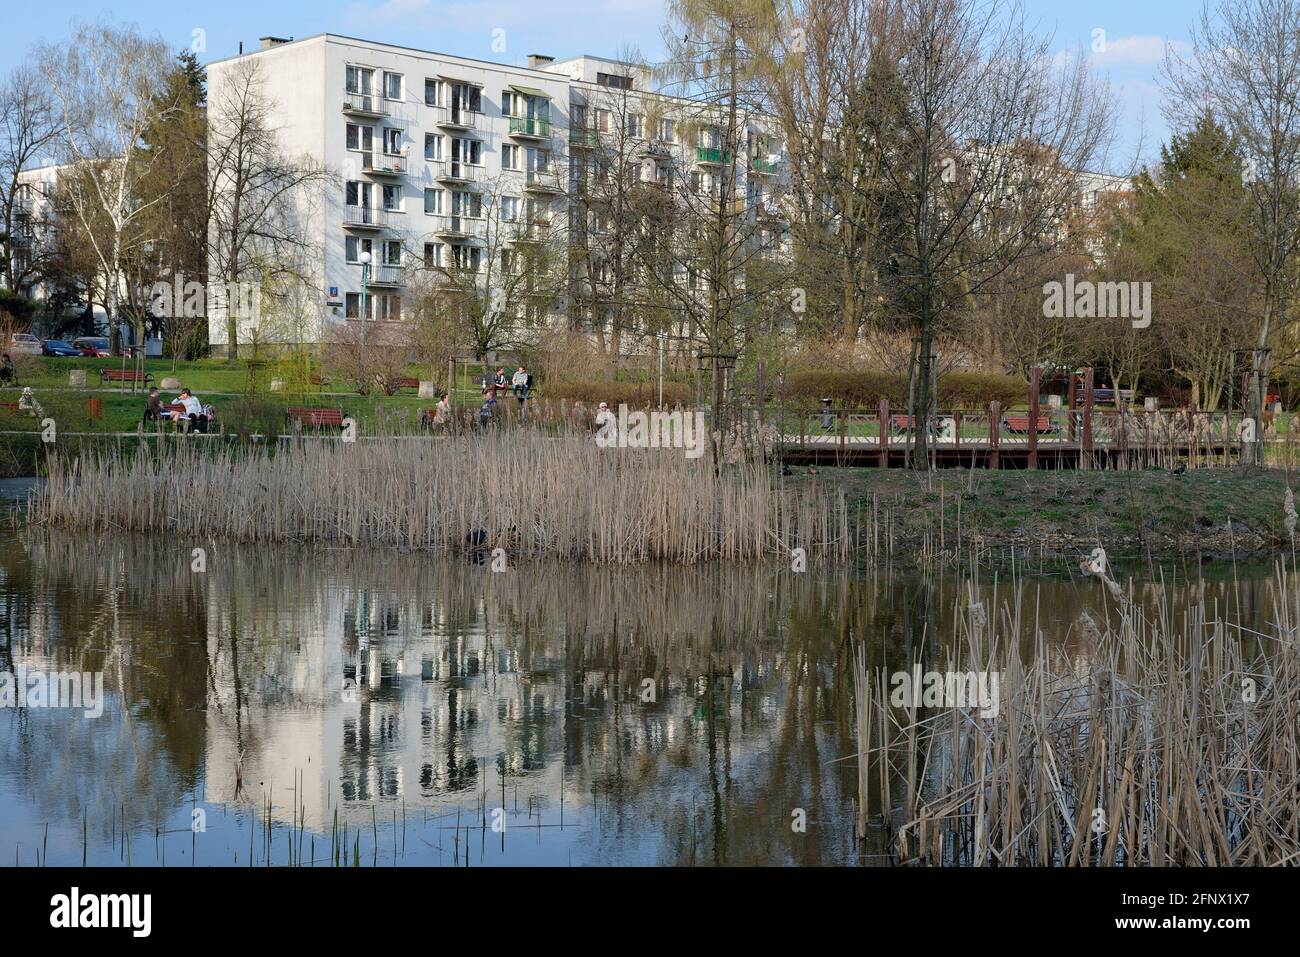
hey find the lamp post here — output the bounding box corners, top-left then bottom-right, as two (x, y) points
(358, 250), (371, 393)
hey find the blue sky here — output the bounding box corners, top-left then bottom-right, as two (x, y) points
(1, 0), (1196, 172)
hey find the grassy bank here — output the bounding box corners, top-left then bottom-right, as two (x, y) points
(790, 465), (1297, 558)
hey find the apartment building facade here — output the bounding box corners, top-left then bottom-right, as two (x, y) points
(203, 33), (793, 352)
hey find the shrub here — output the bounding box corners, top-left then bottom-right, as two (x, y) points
(543, 378), (693, 408)
(781, 369), (1027, 410)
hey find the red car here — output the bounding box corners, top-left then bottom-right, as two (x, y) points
(72, 336), (111, 357)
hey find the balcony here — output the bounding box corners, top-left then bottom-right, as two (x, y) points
(509, 117), (551, 140)
(750, 157), (781, 175)
(367, 265), (405, 287)
(438, 108), (480, 130)
(430, 215), (486, 240)
(13, 198), (34, 219)
(362, 152), (405, 177)
(343, 92), (390, 117)
(696, 147), (730, 165)
(569, 128), (600, 149)
(437, 162), (483, 185)
(343, 207), (390, 229)
(645, 140), (673, 157)
(524, 168), (564, 194)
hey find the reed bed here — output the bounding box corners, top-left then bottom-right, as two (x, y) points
(29, 432), (848, 564)
(854, 568), (1300, 865)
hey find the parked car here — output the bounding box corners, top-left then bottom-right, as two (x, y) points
(72, 336), (111, 357)
(8, 333), (42, 356)
(42, 339), (81, 357)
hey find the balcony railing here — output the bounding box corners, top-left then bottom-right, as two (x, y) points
(439, 108), (480, 129)
(343, 92), (390, 117)
(362, 152), (405, 176)
(569, 128), (600, 148)
(524, 168), (564, 193)
(438, 162), (483, 183)
(696, 147), (730, 165)
(343, 207), (390, 229)
(751, 157), (780, 175)
(430, 214), (486, 239)
(367, 265), (405, 286)
(509, 117), (551, 138)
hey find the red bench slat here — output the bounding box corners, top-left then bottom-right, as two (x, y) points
(287, 407), (344, 427)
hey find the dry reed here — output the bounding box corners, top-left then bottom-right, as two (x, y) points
(855, 567), (1300, 865)
(28, 433), (848, 564)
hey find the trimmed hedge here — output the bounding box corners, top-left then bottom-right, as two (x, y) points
(781, 370), (1028, 410)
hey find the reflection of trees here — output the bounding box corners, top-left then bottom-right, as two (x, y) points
(2, 529), (1273, 864)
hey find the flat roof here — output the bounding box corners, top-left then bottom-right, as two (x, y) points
(206, 32), (583, 82)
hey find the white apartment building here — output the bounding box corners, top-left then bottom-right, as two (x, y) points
(204, 33), (789, 351)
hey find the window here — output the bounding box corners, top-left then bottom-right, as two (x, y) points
(424, 78), (441, 107)
(345, 236), (373, 263)
(382, 184), (402, 211)
(571, 105), (586, 129)
(346, 123), (374, 152)
(449, 82), (482, 117)
(424, 188), (443, 214)
(659, 118), (676, 143)
(424, 133), (443, 161)
(378, 293), (401, 321)
(594, 109), (612, 133)
(345, 180), (372, 207)
(596, 71), (632, 90)
(502, 90), (517, 116)
(382, 239), (402, 266)
(346, 66), (373, 95)
(423, 242), (443, 267)
(383, 71), (403, 101)
(451, 190), (482, 217)
(626, 114), (644, 138)
(383, 128), (403, 155)
(345, 292), (374, 319)
(501, 144), (520, 170)
(450, 137), (482, 166)
(501, 196), (519, 221)
(451, 244), (481, 272)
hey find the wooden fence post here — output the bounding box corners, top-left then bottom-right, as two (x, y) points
(1082, 368), (1095, 469)
(879, 399), (890, 468)
(989, 400), (1001, 470)
(1028, 366), (1041, 470)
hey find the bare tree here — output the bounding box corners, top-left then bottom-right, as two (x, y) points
(408, 173), (567, 363)
(652, 0), (798, 445)
(39, 20), (176, 354)
(0, 64), (60, 293)
(206, 57), (330, 362)
(1165, 0), (1300, 461)
(812, 0), (1112, 467)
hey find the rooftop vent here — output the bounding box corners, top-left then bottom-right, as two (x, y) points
(528, 54), (555, 68)
(260, 36), (291, 50)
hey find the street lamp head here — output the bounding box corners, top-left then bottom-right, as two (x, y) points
(359, 251), (372, 265)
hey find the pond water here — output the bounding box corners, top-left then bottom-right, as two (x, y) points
(0, 502), (1276, 866)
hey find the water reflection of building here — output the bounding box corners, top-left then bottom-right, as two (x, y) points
(202, 582), (566, 829)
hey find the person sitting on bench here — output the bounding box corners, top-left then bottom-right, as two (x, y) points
(174, 388), (207, 433)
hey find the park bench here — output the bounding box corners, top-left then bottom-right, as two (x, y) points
(1003, 414), (1056, 435)
(395, 377), (420, 391)
(0, 401), (19, 414)
(888, 414), (915, 433)
(100, 368), (153, 385)
(287, 407), (345, 429)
